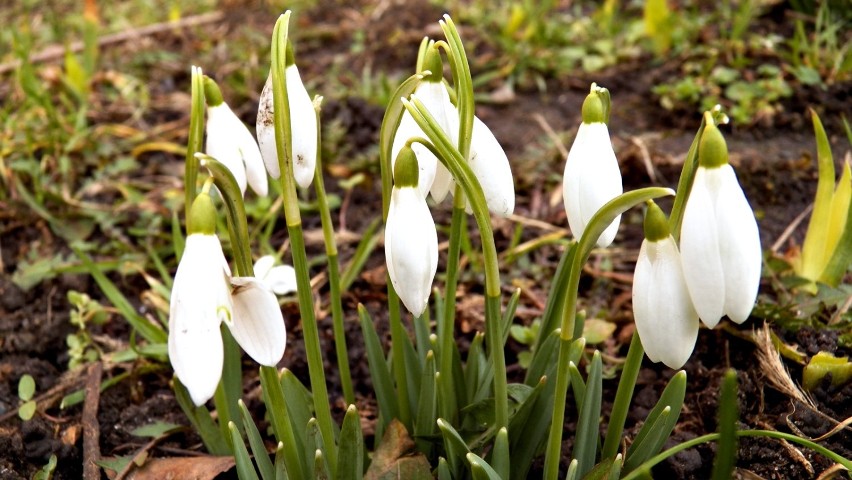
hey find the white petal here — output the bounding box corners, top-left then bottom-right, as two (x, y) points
(168, 234), (231, 405)
(257, 75), (280, 179)
(713, 165), (761, 323)
(414, 83), (457, 203)
(430, 162), (454, 203)
(576, 123), (623, 247)
(633, 238), (699, 369)
(391, 112), (437, 196)
(680, 167), (725, 327)
(207, 104), (248, 195)
(265, 265), (297, 296)
(466, 116), (515, 217)
(228, 277), (286, 366)
(563, 126), (587, 241)
(287, 65), (318, 189)
(253, 255), (275, 280)
(386, 187), (438, 316)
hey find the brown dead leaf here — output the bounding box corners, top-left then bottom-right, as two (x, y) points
(364, 420), (432, 480)
(126, 456), (235, 480)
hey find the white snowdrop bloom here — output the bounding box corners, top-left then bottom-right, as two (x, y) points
(169, 194), (233, 406)
(464, 115), (515, 217)
(257, 44), (317, 188)
(204, 77), (268, 197)
(562, 84), (623, 247)
(169, 193), (286, 406)
(253, 255), (297, 295)
(385, 147), (439, 317)
(633, 202), (698, 369)
(391, 47), (457, 202)
(680, 120), (761, 328)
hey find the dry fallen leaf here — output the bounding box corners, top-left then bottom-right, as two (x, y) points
(125, 456), (235, 480)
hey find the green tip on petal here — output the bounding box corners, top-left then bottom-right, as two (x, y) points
(202, 76), (224, 107)
(698, 114), (728, 168)
(285, 40), (296, 67)
(581, 83), (610, 124)
(421, 46), (443, 83)
(393, 145), (419, 188)
(643, 200), (670, 242)
(188, 192), (217, 235)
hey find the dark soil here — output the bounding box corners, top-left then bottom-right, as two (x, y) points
(1, 0), (851, 478)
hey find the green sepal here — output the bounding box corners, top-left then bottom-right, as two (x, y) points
(203, 75), (224, 107)
(581, 84), (609, 124)
(285, 40), (295, 67)
(393, 146), (420, 188)
(188, 192), (217, 235)
(643, 200), (670, 242)
(698, 115), (728, 169)
(421, 45), (443, 83)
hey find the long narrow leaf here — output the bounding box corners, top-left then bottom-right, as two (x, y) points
(572, 351), (603, 477)
(491, 427), (510, 480)
(230, 422), (261, 480)
(414, 351), (438, 455)
(437, 418), (471, 476)
(260, 366), (306, 480)
(336, 405), (364, 480)
(711, 369), (739, 480)
(173, 378), (229, 455)
(238, 400), (274, 480)
(467, 452), (503, 480)
(358, 305), (399, 427)
(623, 371), (687, 473)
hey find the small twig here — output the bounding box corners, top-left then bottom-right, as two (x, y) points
(771, 203), (813, 254)
(533, 113), (569, 158)
(82, 362), (104, 480)
(629, 135), (658, 183)
(0, 11), (225, 75)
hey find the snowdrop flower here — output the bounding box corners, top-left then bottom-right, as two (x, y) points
(633, 201), (698, 369)
(257, 41), (318, 188)
(391, 46), (457, 201)
(203, 77), (267, 197)
(169, 191), (286, 406)
(253, 255), (297, 295)
(385, 146), (439, 317)
(680, 119), (761, 328)
(562, 84), (623, 247)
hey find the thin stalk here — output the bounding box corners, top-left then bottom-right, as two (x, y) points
(439, 201), (466, 421)
(312, 98), (354, 405)
(485, 294), (508, 430)
(542, 337), (574, 479)
(602, 331), (644, 459)
(622, 430), (852, 480)
(184, 66), (205, 220)
(270, 14), (337, 475)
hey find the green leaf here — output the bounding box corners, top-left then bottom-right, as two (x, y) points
(336, 405), (364, 480)
(259, 366), (305, 480)
(238, 400), (274, 480)
(437, 418), (471, 476)
(18, 400), (36, 421)
(96, 456), (132, 477)
(582, 319), (616, 344)
(18, 375), (35, 401)
(711, 369), (739, 480)
(799, 110), (837, 281)
(173, 377), (229, 455)
(358, 304), (399, 427)
(230, 422), (261, 480)
(490, 427), (510, 480)
(131, 422), (182, 438)
(378, 73), (424, 218)
(602, 332), (644, 459)
(821, 162), (852, 286)
(339, 218), (381, 291)
(11, 255), (64, 291)
(803, 351), (852, 390)
(623, 371), (687, 473)
(572, 351), (603, 477)
(414, 351), (437, 455)
(467, 452), (503, 480)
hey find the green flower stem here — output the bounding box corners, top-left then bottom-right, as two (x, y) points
(311, 98), (354, 406)
(439, 202), (465, 421)
(184, 66), (205, 221)
(270, 13), (337, 475)
(622, 430), (852, 480)
(601, 331), (644, 459)
(543, 187), (675, 480)
(402, 94), (506, 431)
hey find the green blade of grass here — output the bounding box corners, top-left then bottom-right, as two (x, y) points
(711, 369), (739, 480)
(229, 422), (261, 480)
(572, 351), (603, 477)
(358, 304), (399, 428)
(335, 405), (364, 480)
(238, 400), (274, 480)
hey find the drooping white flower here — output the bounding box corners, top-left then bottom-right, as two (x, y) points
(203, 77), (267, 197)
(253, 255), (297, 295)
(680, 120), (761, 328)
(391, 45), (459, 201)
(169, 192), (286, 406)
(632, 201), (698, 369)
(385, 147), (439, 317)
(562, 84), (623, 247)
(257, 43), (317, 188)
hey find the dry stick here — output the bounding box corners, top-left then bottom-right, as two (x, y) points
(82, 362), (104, 480)
(0, 11), (225, 75)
